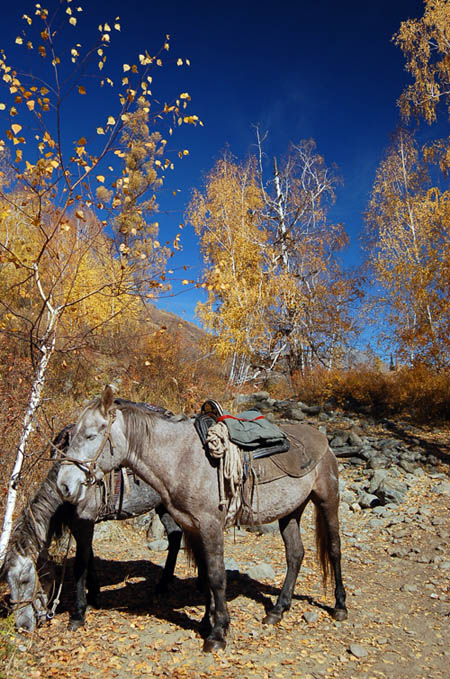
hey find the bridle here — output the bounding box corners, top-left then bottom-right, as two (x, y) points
(59, 409), (116, 485)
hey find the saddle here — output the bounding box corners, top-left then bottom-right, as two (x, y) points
(195, 401), (327, 483)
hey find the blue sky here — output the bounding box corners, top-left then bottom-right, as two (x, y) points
(0, 0), (437, 324)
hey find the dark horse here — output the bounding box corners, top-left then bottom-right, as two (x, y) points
(57, 387), (347, 652)
(2, 424), (182, 632)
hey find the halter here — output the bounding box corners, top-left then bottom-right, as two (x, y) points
(59, 409), (116, 485)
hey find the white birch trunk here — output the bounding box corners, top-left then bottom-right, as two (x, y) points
(0, 308), (58, 567)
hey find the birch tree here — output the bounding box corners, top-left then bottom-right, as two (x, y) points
(394, 0), (450, 124)
(188, 142), (360, 383)
(0, 1), (198, 565)
(364, 128), (450, 365)
(256, 135), (360, 374)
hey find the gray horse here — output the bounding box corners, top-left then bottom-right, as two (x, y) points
(56, 387), (347, 652)
(2, 426), (181, 632)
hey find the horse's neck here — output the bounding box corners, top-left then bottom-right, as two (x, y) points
(12, 465), (64, 557)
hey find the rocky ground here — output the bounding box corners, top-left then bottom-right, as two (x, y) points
(1, 399), (449, 679)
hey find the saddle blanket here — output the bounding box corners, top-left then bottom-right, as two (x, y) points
(246, 423), (329, 484)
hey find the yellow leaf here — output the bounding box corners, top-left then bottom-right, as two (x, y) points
(26, 100), (35, 111)
(96, 175), (105, 183)
(114, 23), (121, 31)
(78, 85), (86, 95)
(177, 58), (183, 66)
(11, 124), (22, 135)
(15, 37), (23, 45)
(0, 103), (5, 110)
(123, 64), (130, 72)
(104, 22), (111, 31)
(182, 279), (189, 285)
(69, 17), (77, 26)
(97, 127), (105, 135)
(107, 116), (115, 125)
(75, 210), (85, 219)
(15, 149), (22, 162)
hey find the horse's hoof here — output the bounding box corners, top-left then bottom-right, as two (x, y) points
(68, 618), (84, 631)
(332, 608), (348, 621)
(262, 611), (282, 625)
(203, 638), (226, 653)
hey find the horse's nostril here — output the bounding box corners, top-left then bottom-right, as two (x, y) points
(60, 483), (70, 498)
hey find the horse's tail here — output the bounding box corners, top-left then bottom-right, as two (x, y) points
(314, 505), (332, 592)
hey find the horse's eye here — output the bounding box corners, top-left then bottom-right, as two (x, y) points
(86, 434), (96, 441)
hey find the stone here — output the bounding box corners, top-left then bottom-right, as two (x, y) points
(375, 477), (408, 505)
(357, 491), (380, 509)
(349, 643), (368, 658)
(301, 404), (322, 415)
(246, 562), (276, 580)
(147, 512), (165, 540)
(400, 584), (418, 592)
(330, 434), (348, 448)
(224, 557), (240, 573)
(283, 405), (306, 421)
(148, 538), (169, 551)
(303, 610), (319, 623)
(431, 481), (450, 496)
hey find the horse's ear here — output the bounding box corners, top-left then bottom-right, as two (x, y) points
(101, 385), (114, 415)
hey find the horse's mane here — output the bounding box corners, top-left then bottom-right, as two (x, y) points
(3, 429), (75, 572)
(114, 401), (156, 460)
(4, 464), (71, 568)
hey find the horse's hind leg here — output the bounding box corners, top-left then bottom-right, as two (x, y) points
(312, 451), (347, 621)
(154, 504), (182, 593)
(263, 505), (306, 625)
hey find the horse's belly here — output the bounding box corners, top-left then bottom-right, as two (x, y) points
(239, 474), (314, 526)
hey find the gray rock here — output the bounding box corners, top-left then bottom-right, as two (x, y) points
(148, 538), (169, 551)
(246, 562), (276, 580)
(400, 584), (418, 592)
(368, 518), (386, 529)
(375, 477), (408, 505)
(303, 610), (319, 623)
(341, 490), (357, 504)
(367, 455), (389, 470)
(283, 405), (306, 421)
(330, 434), (348, 448)
(349, 644), (368, 658)
(431, 481), (450, 496)
(357, 491), (380, 509)
(368, 469), (389, 494)
(301, 404), (322, 415)
(147, 512), (165, 540)
(224, 557), (240, 573)
(398, 459), (417, 474)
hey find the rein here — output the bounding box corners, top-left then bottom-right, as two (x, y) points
(59, 410), (116, 484)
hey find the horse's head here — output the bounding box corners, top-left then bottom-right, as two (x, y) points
(5, 552), (49, 632)
(56, 386), (127, 505)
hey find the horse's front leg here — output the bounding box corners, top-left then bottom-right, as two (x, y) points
(69, 519), (96, 630)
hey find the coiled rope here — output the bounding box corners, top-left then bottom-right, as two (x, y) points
(206, 421), (243, 508)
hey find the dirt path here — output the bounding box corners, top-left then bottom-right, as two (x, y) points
(2, 463), (449, 679)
